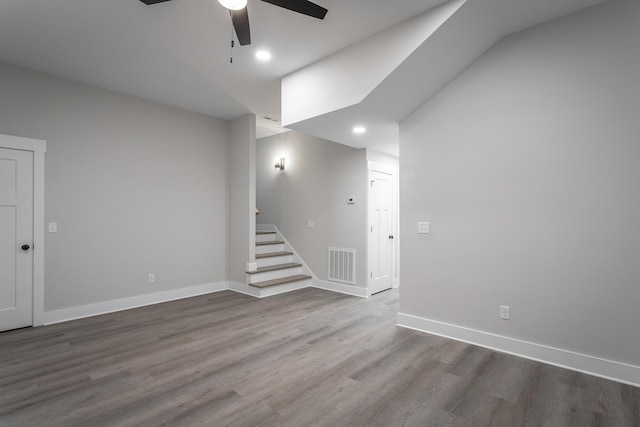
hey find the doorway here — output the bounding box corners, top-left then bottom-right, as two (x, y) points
(368, 162), (396, 295)
(0, 134), (46, 331)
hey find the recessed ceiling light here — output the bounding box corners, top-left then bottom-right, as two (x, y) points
(256, 50), (272, 61)
(218, 0), (247, 10)
(353, 126), (366, 134)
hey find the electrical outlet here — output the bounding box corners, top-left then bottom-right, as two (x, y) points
(148, 274), (155, 284)
(48, 222), (57, 233)
(418, 222), (429, 234)
(500, 305), (510, 320)
(307, 220), (314, 228)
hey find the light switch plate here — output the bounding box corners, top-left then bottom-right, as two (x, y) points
(418, 222), (429, 234)
(307, 220), (314, 228)
(48, 222), (57, 233)
(500, 305), (510, 320)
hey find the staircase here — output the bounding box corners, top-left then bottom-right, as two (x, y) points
(242, 227), (312, 297)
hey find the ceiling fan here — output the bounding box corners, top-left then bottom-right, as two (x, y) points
(140, 0), (328, 46)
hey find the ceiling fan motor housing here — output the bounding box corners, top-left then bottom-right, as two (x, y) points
(139, 0), (328, 46)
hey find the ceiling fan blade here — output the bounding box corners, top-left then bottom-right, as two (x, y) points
(230, 7), (252, 46)
(139, 0), (173, 5)
(261, 0), (327, 20)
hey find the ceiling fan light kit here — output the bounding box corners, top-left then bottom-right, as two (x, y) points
(218, 0), (248, 11)
(140, 0), (328, 47)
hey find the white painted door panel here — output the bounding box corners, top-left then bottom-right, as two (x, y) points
(0, 148), (33, 331)
(369, 170), (393, 294)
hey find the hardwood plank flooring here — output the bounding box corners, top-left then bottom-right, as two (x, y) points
(0, 288), (638, 426)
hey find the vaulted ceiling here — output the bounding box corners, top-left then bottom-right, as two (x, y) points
(0, 0), (607, 151)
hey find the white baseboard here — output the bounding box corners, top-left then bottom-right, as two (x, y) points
(312, 279), (368, 298)
(41, 277), (370, 327)
(228, 281), (262, 298)
(43, 282), (229, 325)
(397, 313), (640, 388)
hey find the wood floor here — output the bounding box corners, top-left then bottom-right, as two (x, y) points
(1, 288), (638, 426)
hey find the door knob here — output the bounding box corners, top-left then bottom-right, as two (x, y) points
(21, 244), (30, 251)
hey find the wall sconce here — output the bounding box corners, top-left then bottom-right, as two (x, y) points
(274, 157), (285, 171)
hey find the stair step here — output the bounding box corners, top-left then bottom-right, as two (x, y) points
(256, 240), (285, 246)
(256, 231), (277, 243)
(246, 263), (302, 274)
(256, 251), (293, 259)
(250, 274), (312, 289)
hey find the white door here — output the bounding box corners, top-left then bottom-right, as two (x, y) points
(0, 147), (34, 331)
(369, 170), (393, 294)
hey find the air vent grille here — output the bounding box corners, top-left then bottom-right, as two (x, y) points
(328, 247), (356, 285)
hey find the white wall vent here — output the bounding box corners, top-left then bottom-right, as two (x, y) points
(328, 247), (356, 285)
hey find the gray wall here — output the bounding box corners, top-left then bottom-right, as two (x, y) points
(0, 62), (230, 311)
(228, 114), (256, 283)
(257, 131), (367, 288)
(400, 0), (640, 366)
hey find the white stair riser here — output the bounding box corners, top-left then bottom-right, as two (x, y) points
(230, 278), (310, 299)
(247, 267), (303, 284)
(258, 279), (311, 297)
(256, 234), (277, 243)
(256, 244), (285, 254)
(229, 282), (261, 298)
(256, 255), (293, 267)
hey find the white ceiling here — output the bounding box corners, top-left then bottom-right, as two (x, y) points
(0, 0), (446, 122)
(282, 0), (607, 156)
(0, 0), (607, 153)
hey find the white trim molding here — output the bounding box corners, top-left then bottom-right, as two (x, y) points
(228, 281), (262, 298)
(42, 278), (369, 326)
(0, 134), (47, 327)
(397, 313), (640, 388)
(43, 282), (229, 325)
(312, 279), (368, 298)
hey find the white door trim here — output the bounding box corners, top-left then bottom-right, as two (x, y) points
(367, 161), (397, 294)
(0, 134), (46, 326)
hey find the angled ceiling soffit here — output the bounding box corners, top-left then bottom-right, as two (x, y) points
(281, 0), (467, 127)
